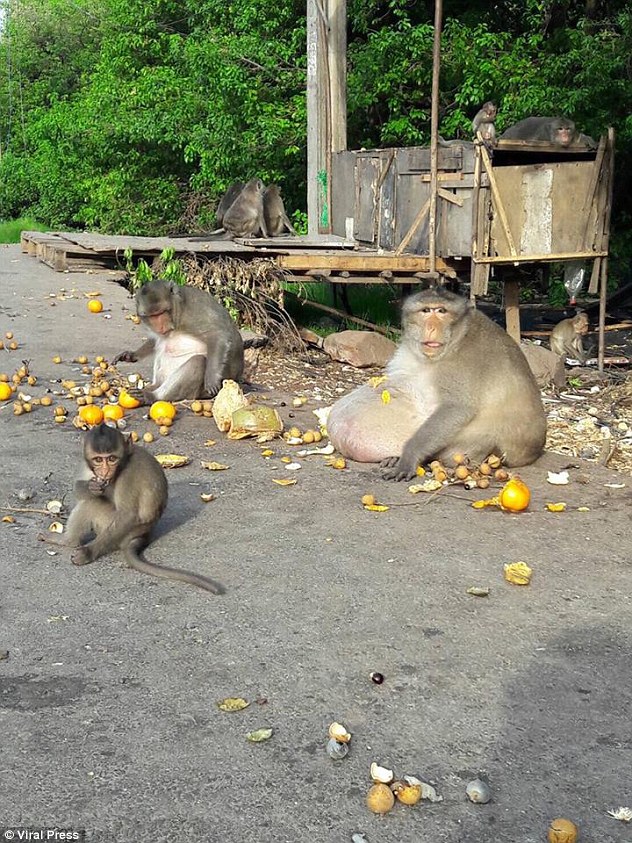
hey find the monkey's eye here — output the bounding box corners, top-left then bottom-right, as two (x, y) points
(436, 307), (447, 314)
(92, 456), (104, 464)
(107, 455), (119, 464)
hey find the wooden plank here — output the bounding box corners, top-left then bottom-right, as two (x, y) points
(395, 197), (431, 255)
(495, 139), (599, 154)
(377, 152), (396, 250)
(474, 250), (607, 264)
(277, 253), (446, 271)
(480, 143), (517, 255)
(597, 128), (616, 372)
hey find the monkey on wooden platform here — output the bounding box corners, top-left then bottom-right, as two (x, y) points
(114, 280), (244, 403)
(38, 424), (224, 593)
(327, 287), (547, 481)
(500, 116), (597, 148)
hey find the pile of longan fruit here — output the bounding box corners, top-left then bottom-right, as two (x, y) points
(429, 453), (509, 490)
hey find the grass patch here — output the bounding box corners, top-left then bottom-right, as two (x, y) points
(0, 218), (48, 244)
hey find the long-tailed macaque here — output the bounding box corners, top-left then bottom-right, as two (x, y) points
(472, 101), (497, 145)
(327, 288), (547, 481)
(114, 280), (244, 402)
(549, 312), (590, 362)
(215, 182), (245, 228)
(500, 116), (596, 148)
(223, 178), (268, 238)
(263, 185), (297, 236)
(38, 425), (224, 593)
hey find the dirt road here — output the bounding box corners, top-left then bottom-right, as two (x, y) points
(0, 244), (631, 843)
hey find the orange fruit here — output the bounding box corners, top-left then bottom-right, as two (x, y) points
(149, 400), (176, 422)
(547, 818), (578, 843)
(118, 390), (141, 409)
(87, 299), (103, 313)
(102, 404), (124, 422)
(0, 383), (12, 401)
(499, 477), (530, 512)
(79, 405), (104, 425)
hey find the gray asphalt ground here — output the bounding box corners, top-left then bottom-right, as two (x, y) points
(0, 242), (631, 843)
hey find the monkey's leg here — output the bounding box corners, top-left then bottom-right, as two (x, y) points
(149, 356), (206, 402)
(71, 511), (143, 566)
(122, 537), (225, 594)
(204, 338), (243, 396)
(38, 500), (112, 551)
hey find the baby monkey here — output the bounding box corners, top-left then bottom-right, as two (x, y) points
(549, 311), (591, 363)
(39, 424), (224, 594)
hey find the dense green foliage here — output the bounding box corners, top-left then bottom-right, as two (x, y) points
(1, 0), (631, 277)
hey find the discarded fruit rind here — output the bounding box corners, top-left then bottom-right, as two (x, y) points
(370, 762), (394, 784)
(547, 818), (578, 843)
(466, 778), (491, 804)
(212, 380), (249, 432)
(328, 722), (351, 743)
(154, 454), (190, 469)
(503, 561), (533, 586)
(546, 502), (567, 512)
(227, 405), (283, 440)
(246, 728), (273, 742)
(118, 390), (141, 409)
(366, 783), (395, 815)
(217, 697), (250, 712)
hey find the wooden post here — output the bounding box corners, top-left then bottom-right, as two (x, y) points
(306, 0), (347, 238)
(428, 0), (443, 277)
(504, 278), (521, 344)
(598, 128), (616, 373)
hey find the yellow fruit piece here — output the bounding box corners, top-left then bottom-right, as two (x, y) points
(190, 400), (203, 413)
(503, 561), (533, 586)
(393, 781), (422, 806)
(545, 502), (567, 512)
(102, 404), (124, 422)
(87, 299), (103, 313)
(149, 400), (176, 422)
(79, 405), (104, 426)
(154, 454), (190, 468)
(381, 389), (391, 404)
(142, 432), (154, 443)
(328, 458), (346, 470)
(547, 818), (578, 843)
(361, 494), (376, 506)
(40, 396), (53, 407)
(5, 331), (13, 339)
(118, 390), (141, 409)
(498, 477), (530, 512)
(0, 383), (11, 401)
(288, 426), (301, 438)
(364, 504), (389, 512)
(368, 375), (387, 388)
(366, 784), (395, 815)
(51, 354), (62, 363)
(272, 478), (297, 486)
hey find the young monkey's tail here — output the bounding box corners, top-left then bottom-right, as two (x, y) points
(123, 546), (225, 594)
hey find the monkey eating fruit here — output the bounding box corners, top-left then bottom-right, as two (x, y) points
(38, 424), (224, 593)
(114, 280), (244, 403)
(549, 312), (590, 363)
(327, 287), (547, 481)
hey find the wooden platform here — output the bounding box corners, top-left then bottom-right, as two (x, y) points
(20, 230), (453, 283)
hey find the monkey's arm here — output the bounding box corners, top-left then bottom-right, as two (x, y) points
(382, 402), (476, 481)
(113, 339), (155, 365)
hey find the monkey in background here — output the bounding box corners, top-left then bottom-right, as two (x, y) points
(549, 312), (591, 362)
(472, 101), (497, 146)
(114, 280), (244, 402)
(223, 177), (268, 238)
(38, 424), (224, 594)
(215, 182), (245, 228)
(327, 287), (546, 480)
(500, 116), (597, 148)
(263, 185), (297, 236)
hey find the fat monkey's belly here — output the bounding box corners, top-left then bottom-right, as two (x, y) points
(154, 331), (207, 382)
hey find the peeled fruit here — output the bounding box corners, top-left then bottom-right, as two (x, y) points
(102, 404), (124, 422)
(87, 299), (103, 313)
(149, 401), (176, 422)
(118, 390), (141, 410)
(547, 818), (578, 843)
(499, 477), (530, 512)
(79, 405), (105, 426)
(366, 784), (395, 815)
(392, 779), (422, 806)
(0, 383), (12, 401)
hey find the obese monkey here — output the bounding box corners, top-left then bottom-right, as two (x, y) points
(472, 101), (497, 146)
(215, 181), (245, 228)
(500, 116), (595, 147)
(327, 288), (547, 481)
(549, 312), (590, 362)
(223, 177), (268, 238)
(263, 185), (297, 236)
(38, 424), (224, 593)
(114, 280), (244, 402)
